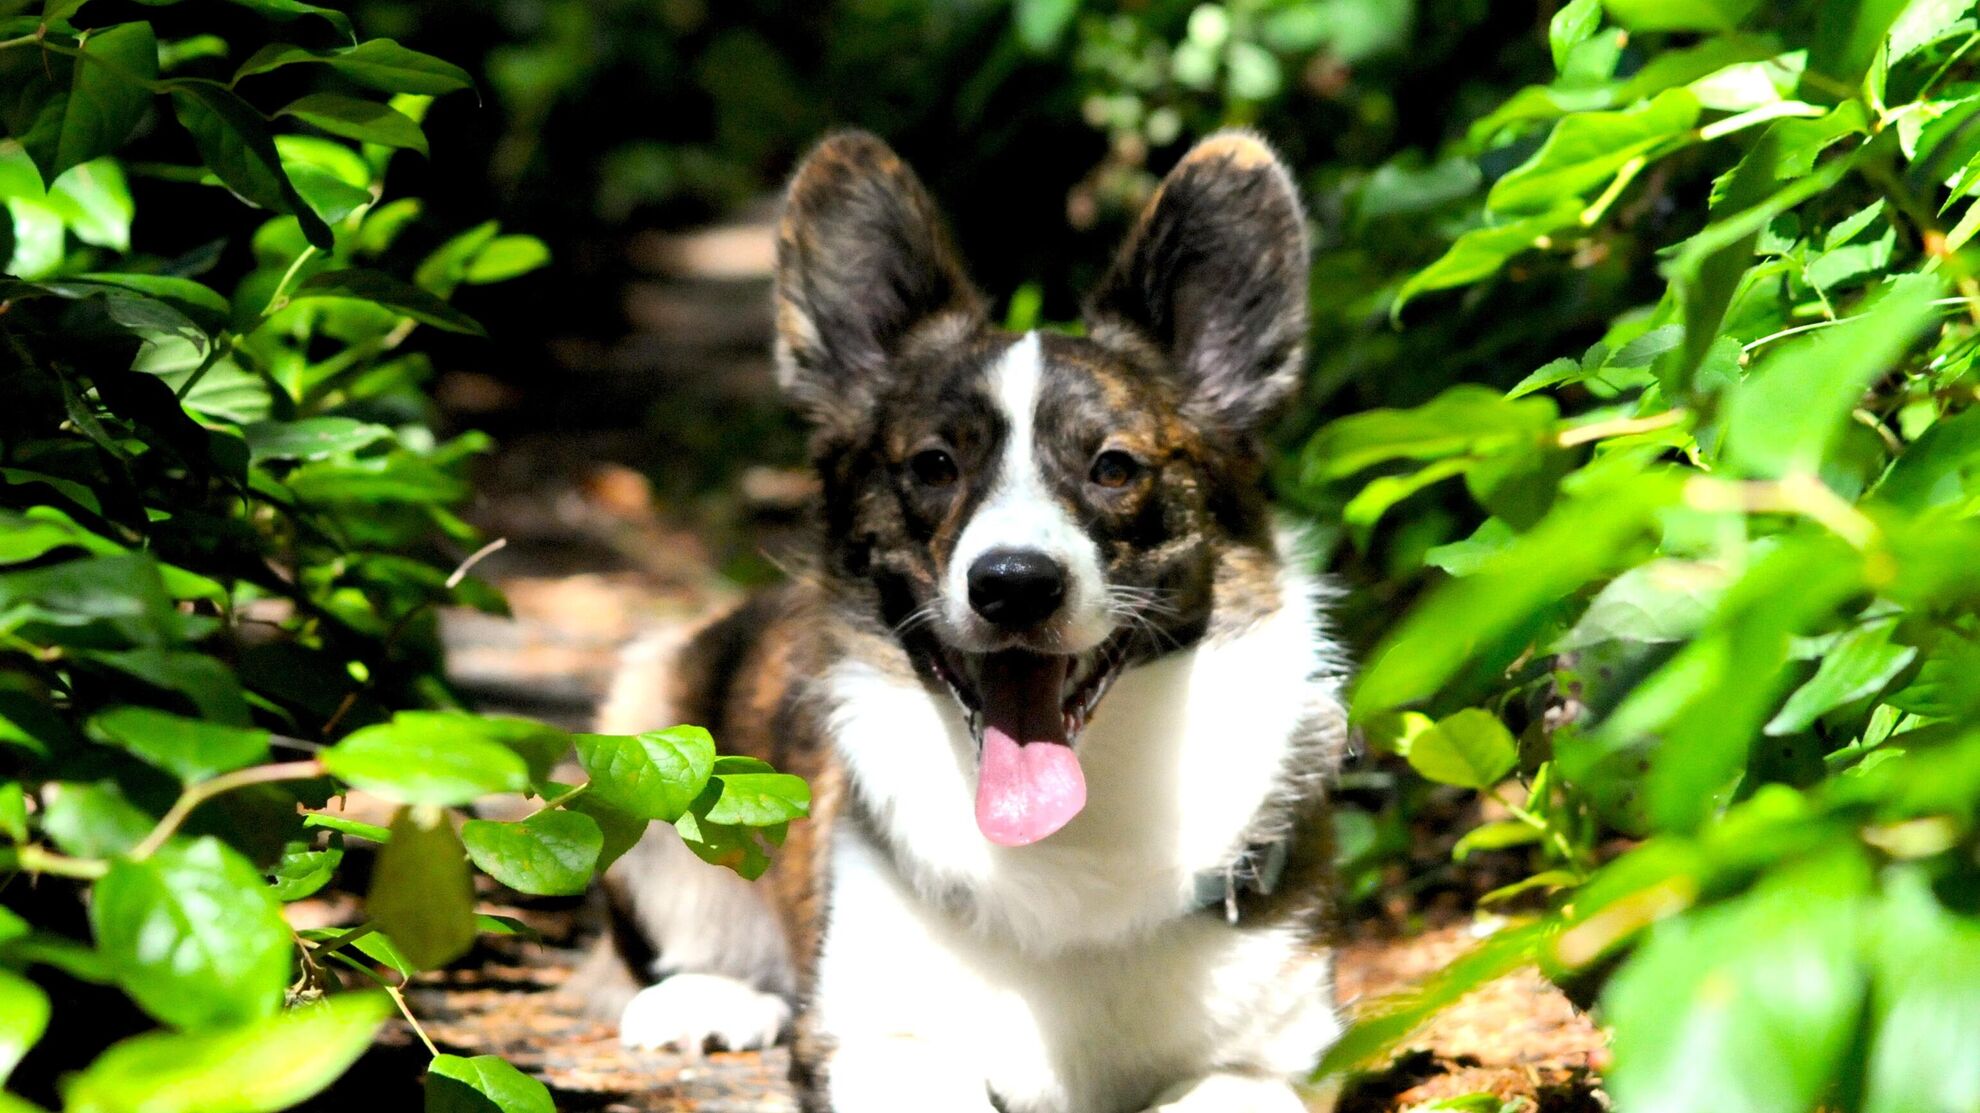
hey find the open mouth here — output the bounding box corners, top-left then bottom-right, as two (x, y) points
(923, 640), (1126, 848)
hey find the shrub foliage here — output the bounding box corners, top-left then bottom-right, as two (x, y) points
(0, 4), (802, 1111)
(1303, 1), (1980, 1109)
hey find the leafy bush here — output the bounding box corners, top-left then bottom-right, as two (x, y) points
(0, 4), (802, 1110)
(1303, 1), (1980, 1109)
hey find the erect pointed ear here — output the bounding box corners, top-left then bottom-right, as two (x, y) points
(1084, 131), (1310, 434)
(774, 130), (984, 430)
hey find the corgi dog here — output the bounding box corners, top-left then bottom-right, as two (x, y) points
(589, 129), (1348, 1113)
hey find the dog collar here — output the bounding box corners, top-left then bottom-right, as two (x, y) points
(1191, 837), (1290, 925)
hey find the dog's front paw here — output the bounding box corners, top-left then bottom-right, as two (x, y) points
(618, 973), (792, 1054)
(1143, 1073), (1314, 1113)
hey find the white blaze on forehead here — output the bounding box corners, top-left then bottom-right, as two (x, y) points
(945, 331), (1111, 651)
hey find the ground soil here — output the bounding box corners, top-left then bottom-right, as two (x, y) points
(340, 212), (1613, 1113)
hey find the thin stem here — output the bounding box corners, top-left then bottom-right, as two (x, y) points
(1557, 409), (1686, 447)
(0, 845), (109, 880)
(173, 332), (234, 401)
(262, 246), (319, 318)
(527, 782), (588, 818)
(1486, 788), (1588, 875)
(1921, 32), (1980, 101)
(386, 983), (440, 1058)
(445, 537), (507, 589)
(1683, 474), (1881, 551)
(310, 921), (379, 957)
(1695, 100), (1825, 143)
(131, 759), (327, 860)
(1580, 155), (1646, 226)
(0, 33), (39, 50)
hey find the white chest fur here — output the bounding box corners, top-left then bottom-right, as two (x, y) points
(813, 562), (1345, 1112)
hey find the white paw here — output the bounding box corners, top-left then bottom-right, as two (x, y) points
(617, 973), (792, 1053)
(1145, 1073), (1310, 1113)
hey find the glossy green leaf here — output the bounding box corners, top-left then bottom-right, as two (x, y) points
(168, 80), (333, 249)
(278, 93), (428, 155)
(1451, 818), (1543, 861)
(292, 269), (488, 335)
(462, 236), (550, 283)
(1488, 90), (1700, 215)
(425, 1053), (555, 1113)
(15, 23), (158, 185)
(1603, 850), (1870, 1113)
(368, 805), (476, 971)
(1303, 386), (1557, 481)
(460, 810), (601, 897)
(1550, 0), (1605, 72)
(0, 970), (48, 1083)
(1392, 202), (1581, 313)
(573, 727), (716, 823)
(1602, 0), (1760, 32)
(86, 705), (270, 783)
(1554, 560), (1726, 650)
(242, 417), (393, 462)
(323, 714), (529, 806)
(1406, 709), (1519, 789)
(91, 837), (292, 1030)
(266, 839), (342, 901)
(1863, 867), (1980, 1113)
(45, 159), (132, 250)
(702, 772), (811, 826)
(64, 992), (391, 1113)
(1723, 274), (1942, 477)
(1766, 619), (1916, 735)
(233, 40), (474, 95)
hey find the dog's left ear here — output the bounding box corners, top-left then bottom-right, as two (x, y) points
(1085, 131), (1309, 434)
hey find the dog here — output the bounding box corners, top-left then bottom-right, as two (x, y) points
(587, 128), (1349, 1113)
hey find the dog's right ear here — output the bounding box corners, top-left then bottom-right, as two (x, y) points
(774, 131), (983, 430)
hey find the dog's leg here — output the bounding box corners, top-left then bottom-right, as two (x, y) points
(819, 1037), (998, 1113)
(1140, 1072), (1318, 1113)
(595, 825), (797, 1053)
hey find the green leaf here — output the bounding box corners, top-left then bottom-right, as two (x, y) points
(386, 713), (567, 783)
(323, 714), (530, 806)
(1723, 274), (1943, 477)
(1766, 619), (1916, 735)
(673, 810), (774, 880)
(1550, 0), (1605, 72)
(558, 789), (645, 872)
(462, 236), (550, 283)
(0, 970), (48, 1083)
(0, 781), (25, 843)
(1354, 470), (1682, 716)
(224, 0), (355, 39)
(92, 837), (292, 1030)
(1405, 709), (1519, 789)
(425, 1053), (555, 1113)
(1392, 201), (1581, 314)
(168, 80), (333, 249)
(45, 159), (132, 250)
(277, 93), (428, 155)
(460, 810), (601, 897)
(292, 269), (487, 335)
(1488, 89), (1700, 215)
(1863, 867), (1980, 1113)
(1014, 0), (1079, 52)
(1603, 850), (1870, 1113)
(368, 805), (476, 971)
(266, 839), (342, 901)
(1602, 0), (1760, 32)
(72, 273), (230, 335)
(1554, 560), (1726, 650)
(573, 727), (716, 823)
(1876, 405), (1980, 511)
(233, 40), (474, 95)
(1316, 919), (1550, 1075)
(40, 781), (152, 858)
(1810, 0), (1913, 88)
(703, 772), (811, 826)
(302, 812), (390, 842)
(1303, 385), (1558, 481)
(86, 706), (271, 783)
(1451, 818), (1544, 861)
(15, 22), (159, 186)
(64, 992), (391, 1113)
(242, 416), (393, 462)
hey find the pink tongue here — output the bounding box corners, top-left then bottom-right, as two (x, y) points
(973, 653), (1087, 847)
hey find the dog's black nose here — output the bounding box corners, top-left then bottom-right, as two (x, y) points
(968, 549), (1067, 630)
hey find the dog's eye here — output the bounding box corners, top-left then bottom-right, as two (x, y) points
(1089, 449), (1141, 489)
(908, 448), (959, 488)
